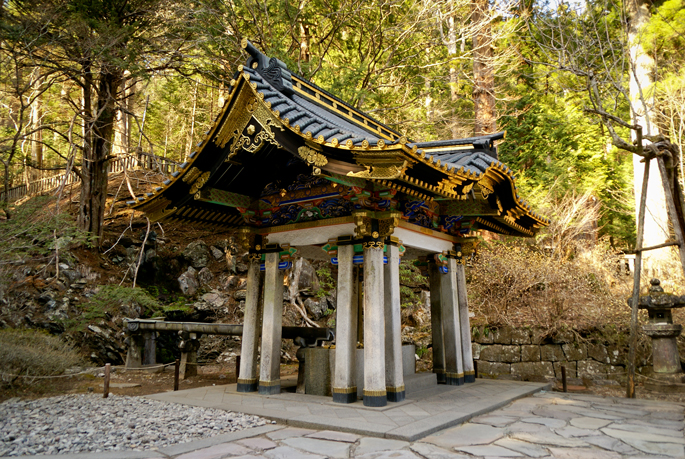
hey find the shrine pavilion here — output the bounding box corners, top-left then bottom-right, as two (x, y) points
(131, 39), (548, 407)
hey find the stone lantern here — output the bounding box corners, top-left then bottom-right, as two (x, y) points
(632, 278), (685, 387)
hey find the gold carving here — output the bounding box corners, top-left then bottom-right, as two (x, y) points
(317, 135), (324, 143)
(304, 131), (313, 140)
(378, 213), (400, 237)
(377, 139), (386, 148)
(331, 138), (339, 147)
(399, 136), (407, 145)
(372, 231), (379, 239)
(215, 83), (284, 160)
(298, 146), (328, 167)
(347, 163), (405, 180)
(479, 176), (495, 199)
(189, 171), (210, 195)
(345, 139), (354, 148)
(353, 212), (372, 239)
(236, 228), (256, 250)
(182, 167), (202, 184)
(362, 241), (385, 249)
(251, 62), (258, 69)
(361, 139), (370, 149)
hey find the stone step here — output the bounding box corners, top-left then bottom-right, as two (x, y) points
(405, 372), (438, 394)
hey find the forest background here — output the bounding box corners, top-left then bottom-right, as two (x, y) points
(1, 0), (685, 352)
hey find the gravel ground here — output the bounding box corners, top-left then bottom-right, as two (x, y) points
(0, 394), (269, 456)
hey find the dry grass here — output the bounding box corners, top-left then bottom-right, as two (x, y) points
(0, 329), (83, 385)
(468, 241), (633, 333)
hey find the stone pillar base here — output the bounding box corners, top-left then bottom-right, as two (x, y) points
(258, 380), (281, 395)
(464, 371), (476, 383)
(237, 378), (258, 393)
(332, 387), (357, 404)
(446, 372), (464, 386)
(386, 385), (405, 402)
(363, 389), (387, 407)
(435, 370), (446, 384)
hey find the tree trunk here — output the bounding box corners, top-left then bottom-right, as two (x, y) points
(30, 72), (43, 181)
(79, 67), (121, 244)
(447, 12), (459, 139)
(628, 0), (670, 273)
(472, 0), (496, 136)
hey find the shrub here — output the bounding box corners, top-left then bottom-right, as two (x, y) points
(468, 240), (632, 334)
(0, 329), (83, 385)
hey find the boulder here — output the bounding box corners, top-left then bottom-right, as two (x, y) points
(183, 240), (210, 268)
(326, 288), (337, 310)
(224, 275), (242, 290)
(178, 267), (199, 296)
(304, 297), (328, 320)
(198, 267), (214, 285)
(234, 289), (247, 301)
(59, 269), (81, 284)
(145, 249), (157, 263)
(297, 259), (320, 294)
(210, 246), (224, 260)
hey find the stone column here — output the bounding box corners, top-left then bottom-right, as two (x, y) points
(179, 332), (199, 379)
(363, 242), (386, 407)
(333, 243), (359, 403)
(428, 263), (446, 384)
(259, 252), (283, 394)
(125, 331), (144, 369)
(441, 257), (464, 385)
(237, 258), (263, 392)
(384, 242), (405, 402)
(455, 262), (475, 383)
(142, 331), (156, 365)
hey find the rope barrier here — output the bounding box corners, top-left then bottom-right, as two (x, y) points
(0, 367), (106, 380)
(0, 360), (224, 379)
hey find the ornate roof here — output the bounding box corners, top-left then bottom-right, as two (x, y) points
(130, 39), (548, 238)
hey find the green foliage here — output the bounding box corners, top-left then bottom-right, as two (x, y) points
(399, 261), (427, 309)
(499, 91), (635, 245)
(64, 285), (164, 332)
(0, 196), (93, 264)
(315, 266), (335, 299)
(0, 328), (83, 384)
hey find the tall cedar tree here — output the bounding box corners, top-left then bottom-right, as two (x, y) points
(0, 0), (196, 243)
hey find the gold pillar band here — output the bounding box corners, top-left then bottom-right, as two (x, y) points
(464, 371), (475, 376)
(446, 372), (464, 379)
(332, 386), (357, 394)
(386, 385), (405, 393)
(237, 378), (257, 385)
(259, 379), (281, 387)
(363, 389), (387, 397)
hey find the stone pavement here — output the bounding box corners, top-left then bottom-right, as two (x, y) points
(145, 378), (549, 441)
(37, 390), (684, 459)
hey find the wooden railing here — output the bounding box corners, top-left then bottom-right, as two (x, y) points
(0, 152), (180, 203)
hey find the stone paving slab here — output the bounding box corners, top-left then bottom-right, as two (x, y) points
(5, 389), (685, 459)
(146, 378), (550, 442)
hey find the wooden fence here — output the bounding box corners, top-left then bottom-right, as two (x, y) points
(0, 153), (180, 203)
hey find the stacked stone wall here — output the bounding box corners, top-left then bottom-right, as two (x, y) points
(471, 326), (647, 383)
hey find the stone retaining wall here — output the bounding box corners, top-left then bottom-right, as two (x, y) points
(471, 326), (643, 383)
